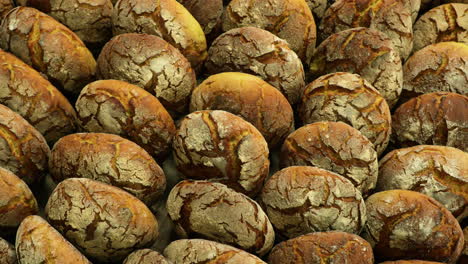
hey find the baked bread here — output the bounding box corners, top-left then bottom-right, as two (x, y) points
(0, 237), (15, 264)
(123, 249), (171, 264)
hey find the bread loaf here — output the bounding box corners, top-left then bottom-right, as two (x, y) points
(0, 0), (13, 21)
(123, 249), (171, 264)
(177, 0), (223, 41)
(0, 237), (15, 264)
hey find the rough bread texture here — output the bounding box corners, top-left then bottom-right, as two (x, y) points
(123, 249), (171, 264)
(15, 215), (91, 264)
(363, 190), (464, 263)
(0, 237), (15, 264)
(309, 27), (403, 108)
(268, 231), (374, 264)
(205, 27), (305, 105)
(280, 121), (378, 196)
(173, 110), (269, 196)
(189, 72), (294, 148)
(166, 180), (275, 256)
(0, 7), (96, 96)
(164, 239), (266, 263)
(45, 178), (159, 263)
(299, 72), (392, 156)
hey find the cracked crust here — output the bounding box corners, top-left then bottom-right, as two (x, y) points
(166, 180), (275, 256)
(190, 73), (294, 148)
(75, 80), (176, 160)
(413, 4), (468, 53)
(15, 215), (91, 264)
(123, 249), (171, 264)
(363, 190), (464, 263)
(309, 27), (403, 108)
(320, 0), (413, 60)
(402, 42), (468, 100)
(173, 110), (270, 196)
(259, 166), (367, 239)
(45, 178), (159, 263)
(0, 104), (50, 185)
(392, 92), (468, 152)
(299, 72), (392, 156)
(280, 121), (378, 196)
(268, 231), (373, 264)
(163, 239), (266, 263)
(205, 27), (305, 105)
(177, 0), (223, 40)
(0, 0), (13, 22)
(223, 0), (317, 65)
(16, 0), (113, 48)
(0, 49), (77, 144)
(0, 237), (15, 264)
(377, 145), (468, 220)
(112, 0), (207, 70)
(0, 7), (97, 96)
(97, 33), (196, 113)
(0, 167), (38, 236)
(49, 133), (167, 205)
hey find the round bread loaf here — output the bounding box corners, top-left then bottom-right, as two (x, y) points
(0, 49), (77, 144)
(309, 27), (403, 108)
(280, 121), (378, 196)
(16, 0), (113, 50)
(75, 80), (176, 160)
(299, 72), (392, 156)
(260, 166), (367, 238)
(189, 72), (294, 148)
(0, 167), (38, 236)
(97, 33), (196, 113)
(205, 27), (305, 105)
(363, 190), (464, 263)
(392, 92), (468, 151)
(112, 0), (207, 70)
(0, 237), (15, 264)
(49, 133), (166, 205)
(0, 7), (96, 96)
(413, 4), (468, 53)
(0, 0), (13, 21)
(16, 215), (91, 264)
(45, 178), (159, 263)
(268, 231), (374, 264)
(421, 0), (468, 11)
(402, 42), (468, 100)
(166, 180), (275, 256)
(177, 0), (223, 41)
(164, 239), (266, 263)
(320, 0), (413, 60)
(380, 261), (445, 264)
(377, 145), (468, 220)
(223, 0), (316, 64)
(0, 104), (50, 185)
(173, 110), (269, 196)
(123, 249), (171, 264)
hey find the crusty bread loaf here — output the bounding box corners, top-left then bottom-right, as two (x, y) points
(0, 237), (15, 264)
(123, 249), (171, 264)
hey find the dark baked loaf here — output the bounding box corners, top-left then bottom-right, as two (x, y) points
(0, 237), (15, 264)
(123, 249), (171, 264)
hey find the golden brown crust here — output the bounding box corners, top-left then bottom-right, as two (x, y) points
(377, 145), (468, 220)
(49, 133), (166, 205)
(0, 7), (97, 95)
(75, 79), (176, 160)
(205, 27), (305, 105)
(0, 237), (15, 264)
(15, 215), (91, 264)
(280, 121), (378, 196)
(223, 0), (316, 64)
(164, 239), (266, 263)
(45, 178), (159, 263)
(166, 180), (275, 256)
(97, 33), (196, 113)
(268, 231), (373, 264)
(320, 0), (413, 60)
(112, 0), (207, 70)
(413, 4), (468, 53)
(190, 72), (294, 148)
(402, 42), (468, 100)
(0, 49), (77, 144)
(299, 72), (392, 156)
(392, 92), (468, 152)
(259, 166), (366, 238)
(363, 190), (464, 263)
(0, 167), (38, 236)
(0, 104), (50, 185)
(123, 249), (171, 264)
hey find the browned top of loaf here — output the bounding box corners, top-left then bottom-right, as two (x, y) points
(0, 49), (77, 144)
(392, 92), (468, 151)
(0, 236), (15, 264)
(123, 249), (170, 264)
(190, 72), (294, 148)
(268, 231), (373, 264)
